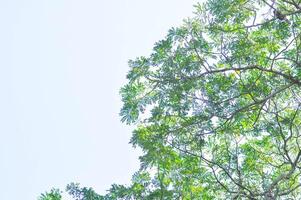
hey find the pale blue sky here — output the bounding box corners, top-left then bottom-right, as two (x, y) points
(0, 1), (196, 199)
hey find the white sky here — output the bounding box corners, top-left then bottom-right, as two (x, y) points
(0, 0), (196, 199)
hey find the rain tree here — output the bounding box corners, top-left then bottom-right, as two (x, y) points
(117, 0), (301, 199)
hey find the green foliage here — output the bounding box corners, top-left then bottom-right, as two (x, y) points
(38, 188), (62, 200)
(66, 183), (103, 200)
(39, 184), (104, 200)
(117, 0), (301, 199)
(41, 0), (301, 199)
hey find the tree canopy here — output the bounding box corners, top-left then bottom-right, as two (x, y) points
(40, 0), (301, 199)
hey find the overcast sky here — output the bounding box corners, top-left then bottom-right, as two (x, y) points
(0, 0), (196, 199)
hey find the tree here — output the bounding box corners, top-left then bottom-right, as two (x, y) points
(41, 0), (301, 199)
(118, 0), (301, 199)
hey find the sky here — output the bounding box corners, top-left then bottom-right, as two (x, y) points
(0, 0), (196, 199)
